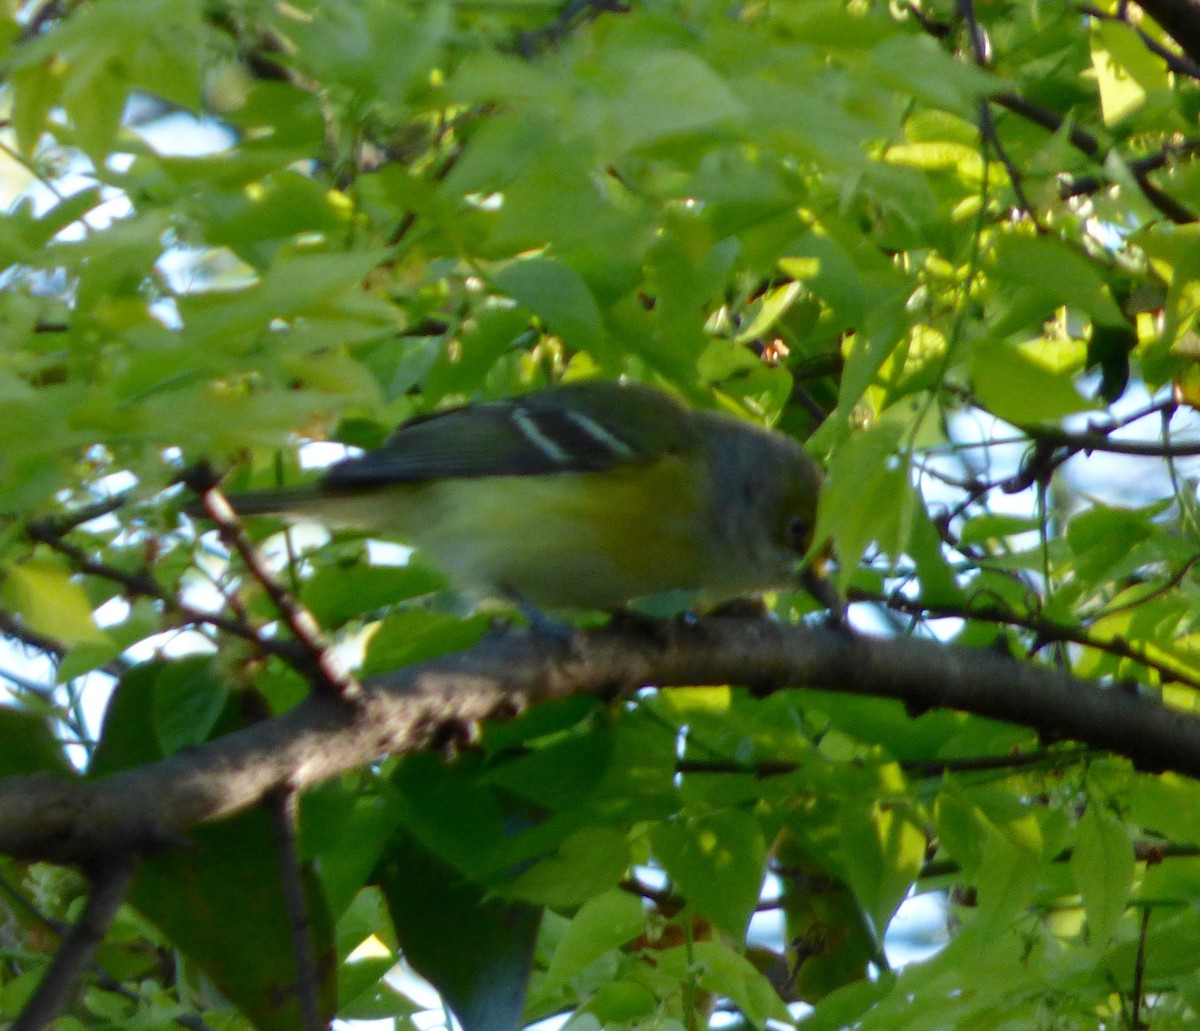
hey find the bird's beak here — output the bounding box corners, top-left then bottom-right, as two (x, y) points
(798, 541), (847, 624)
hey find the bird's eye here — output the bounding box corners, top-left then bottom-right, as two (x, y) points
(787, 514), (811, 547)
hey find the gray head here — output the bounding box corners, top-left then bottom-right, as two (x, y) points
(695, 410), (823, 598)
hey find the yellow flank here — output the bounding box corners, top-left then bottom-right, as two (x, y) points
(402, 456), (707, 609)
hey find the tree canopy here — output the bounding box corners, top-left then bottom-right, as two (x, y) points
(4, 0), (1200, 1029)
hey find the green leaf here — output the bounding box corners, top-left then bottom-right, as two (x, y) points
(0, 556), (108, 648)
(361, 611), (489, 677)
(650, 810), (765, 940)
(940, 788), (1044, 937)
(10, 60), (64, 158)
(1091, 20), (1169, 125)
(655, 941), (790, 1026)
(1067, 504), (1154, 583)
(1070, 804), (1133, 946)
(388, 752), (514, 876)
(300, 562), (446, 627)
(798, 975), (895, 1031)
(90, 662), (168, 776)
(61, 49), (130, 160)
(132, 811), (338, 1031)
(176, 249), (391, 345)
(338, 959), (419, 1020)
(959, 513), (1044, 546)
(988, 235), (1126, 333)
(492, 258), (604, 355)
(812, 422), (912, 589)
(506, 826), (630, 908)
(1128, 773), (1200, 844)
(484, 731), (613, 812)
(971, 339), (1097, 424)
(376, 827), (541, 1031)
(838, 800), (924, 936)
(0, 707), (71, 777)
(300, 785), (399, 920)
(541, 889), (645, 993)
(735, 281), (803, 343)
(600, 49), (744, 154)
(578, 980), (657, 1024)
(152, 657), (230, 756)
(869, 34), (1000, 118)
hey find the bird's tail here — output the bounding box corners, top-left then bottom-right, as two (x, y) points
(182, 485), (324, 521)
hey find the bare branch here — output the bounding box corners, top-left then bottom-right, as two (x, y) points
(1062, 140), (1200, 198)
(4, 620), (1200, 868)
(1021, 424), (1200, 458)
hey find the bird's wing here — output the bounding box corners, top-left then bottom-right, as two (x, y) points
(322, 381), (697, 488)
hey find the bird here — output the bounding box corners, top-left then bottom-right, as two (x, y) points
(199, 379), (825, 612)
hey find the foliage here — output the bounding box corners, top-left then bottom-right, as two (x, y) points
(3, 0), (1200, 1029)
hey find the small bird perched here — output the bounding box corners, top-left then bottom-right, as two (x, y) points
(206, 380), (824, 611)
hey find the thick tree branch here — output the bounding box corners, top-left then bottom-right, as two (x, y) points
(2, 620), (1200, 869)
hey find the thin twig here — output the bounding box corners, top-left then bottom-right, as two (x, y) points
(1078, 2), (1200, 80)
(38, 494), (132, 536)
(0, 138), (66, 201)
(11, 858), (137, 1031)
(1131, 905), (1151, 1029)
(980, 100), (1044, 230)
(0, 870), (216, 1031)
(519, 0), (628, 55)
(991, 92), (1197, 223)
(676, 747), (1090, 780)
(0, 607), (68, 659)
(19, 0), (67, 39)
(0, 665), (90, 745)
(992, 92), (1102, 156)
(902, 746), (1092, 778)
(1021, 425), (1200, 458)
(1090, 554), (1200, 620)
(183, 467), (361, 702)
(921, 840), (1200, 881)
(850, 587), (1200, 693)
(1062, 140), (1200, 198)
(24, 511), (313, 671)
(1132, 0), (1200, 68)
(957, 0), (1044, 229)
(267, 788), (323, 1031)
